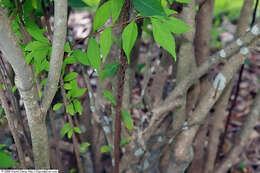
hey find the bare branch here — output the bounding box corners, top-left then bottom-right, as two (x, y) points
(41, 0), (68, 115)
(0, 77), (26, 168)
(213, 89), (260, 173)
(172, 51), (248, 173)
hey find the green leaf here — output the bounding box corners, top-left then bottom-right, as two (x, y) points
(176, 0), (190, 3)
(64, 55), (77, 65)
(67, 129), (73, 139)
(66, 103), (75, 116)
(81, 0), (100, 7)
(64, 83), (73, 90)
(25, 20), (49, 43)
(81, 142), (91, 148)
(100, 145), (113, 153)
(0, 150), (17, 168)
(99, 63), (119, 82)
(112, 35), (121, 48)
(87, 37), (101, 70)
(71, 88), (87, 98)
(12, 86), (17, 93)
(137, 63), (146, 73)
(61, 123), (72, 137)
(65, 43), (72, 53)
(73, 99), (83, 115)
(80, 142), (91, 153)
(162, 17), (190, 34)
(25, 52), (34, 64)
(64, 72), (78, 82)
(25, 41), (48, 51)
(111, 0), (125, 23)
(151, 18), (176, 60)
(73, 127), (82, 134)
(103, 90), (116, 106)
(32, 0), (37, 8)
(122, 21), (138, 63)
(132, 0), (166, 17)
(1, 84), (5, 90)
(0, 108), (3, 118)
(40, 78), (47, 86)
(93, 1), (111, 31)
(168, 0), (174, 4)
(53, 103), (63, 111)
(120, 137), (131, 147)
(121, 109), (134, 131)
(100, 27), (112, 62)
(72, 50), (90, 66)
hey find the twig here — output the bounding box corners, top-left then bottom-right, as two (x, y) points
(0, 74), (26, 168)
(10, 0), (26, 22)
(72, 16), (146, 49)
(114, 1), (131, 173)
(218, 64), (244, 159)
(214, 89), (260, 173)
(41, 0), (53, 40)
(49, 110), (63, 172)
(60, 76), (84, 173)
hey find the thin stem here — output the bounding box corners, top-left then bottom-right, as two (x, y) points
(60, 77), (84, 173)
(114, 1), (131, 173)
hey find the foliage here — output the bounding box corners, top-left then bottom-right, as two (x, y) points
(0, 145), (17, 168)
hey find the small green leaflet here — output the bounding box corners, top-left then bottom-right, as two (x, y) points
(66, 103), (75, 116)
(0, 150), (17, 168)
(176, 0), (190, 3)
(61, 123), (72, 137)
(40, 79), (47, 86)
(132, 0), (166, 17)
(65, 43), (72, 53)
(103, 90), (116, 106)
(120, 137), (131, 147)
(53, 103), (63, 111)
(73, 99), (83, 115)
(67, 129), (73, 139)
(64, 55), (77, 65)
(80, 142), (91, 153)
(64, 83), (73, 90)
(0, 108), (3, 118)
(25, 41), (49, 51)
(24, 41), (50, 65)
(87, 37), (101, 70)
(25, 20), (49, 43)
(71, 88), (87, 98)
(66, 80), (87, 98)
(162, 17), (190, 34)
(72, 50), (90, 66)
(121, 109), (134, 131)
(122, 21), (138, 64)
(99, 63), (119, 82)
(82, 0), (100, 7)
(74, 127), (82, 134)
(100, 27), (112, 62)
(101, 145), (113, 153)
(64, 72), (78, 82)
(112, 0), (125, 23)
(81, 142), (91, 148)
(151, 18), (176, 60)
(93, 1), (111, 31)
(168, 0), (174, 4)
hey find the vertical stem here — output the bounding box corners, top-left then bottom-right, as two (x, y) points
(60, 77), (84, 173)
(49, 110), (64, 172)
(114, 1), (130, 173)
(0, 76), (26, 168)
